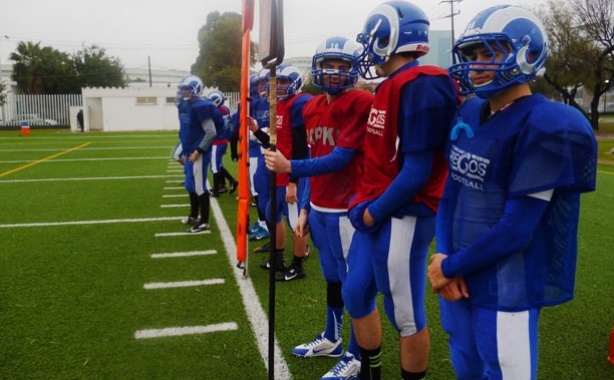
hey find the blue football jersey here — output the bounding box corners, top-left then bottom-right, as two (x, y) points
(441, 93), (597, 311)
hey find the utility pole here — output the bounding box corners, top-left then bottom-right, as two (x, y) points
(148, 56), (152, 87)
(439, 0), (462, 59)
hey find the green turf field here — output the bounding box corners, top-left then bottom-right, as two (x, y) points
(0, 129), (613, 379)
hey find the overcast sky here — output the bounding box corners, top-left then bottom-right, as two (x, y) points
(0, 0), (546, 73)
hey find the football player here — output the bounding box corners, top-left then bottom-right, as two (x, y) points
(342, 2), (460, 379)
(249, 63), (312, 279)
(207, 90), (238, 197)
(264, 36), (373, 380)
(427, 5), (597, 379)
(177, 74), (218, 233)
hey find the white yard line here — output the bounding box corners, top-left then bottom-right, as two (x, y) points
(163, 186), (185, 190)
(154, 231), (211, 237)
(0, 216), (182, 228)
(151, 250), (216, 258)
(144, 279), (225, 289)
(0, 175), (183, 184)
(162, 194), (186, 198)
(135, 323), (238, 339)
(209, 193), (291, 378)
(0, 157), (170, 164)
(160, 204), (189, 208)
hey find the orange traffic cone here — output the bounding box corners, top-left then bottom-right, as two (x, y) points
(608, 329), (614, 364)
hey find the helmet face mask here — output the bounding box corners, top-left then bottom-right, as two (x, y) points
(449, 5), (548, 99)
(257, 68), (270, 98)
(311, 36), (360, 96)
(249, 74), (260, 98)
(356, 0), (430, 79)
(207, 90), (226, 107)
(178, 75), (204, 101)
(272, 63), (303, 100)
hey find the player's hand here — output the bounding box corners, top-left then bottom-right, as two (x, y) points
(247, 116), (259, 132)
(363, 208), (375, 227)
(188, 150), (199, 163)
(427, 253), (452, 291)
(286, 182), (298, 204)
(437, 276), (469, 301)
(348, 200), (381, 233)
(295, 209), (309, 237)
(264, 149), (291, 174)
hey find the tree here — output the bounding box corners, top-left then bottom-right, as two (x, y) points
(73, 45), (128, 89)
(10, 41), (79, 94)
(191, 11), (257, 92)
(571, 0), (614, 129)
(9, 42), (127, 94)
(0, 80), (7, 107)
(537, 0), (594, 118)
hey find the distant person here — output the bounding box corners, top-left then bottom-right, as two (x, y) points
(206, 90), (238, 197)
(427, 5), (597, 379)
(177, 74), (217, 233)
(77, 109), (84, 132)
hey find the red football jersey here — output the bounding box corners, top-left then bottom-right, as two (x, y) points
(303, 90), (374, 210)
(275, 93), (311, 186)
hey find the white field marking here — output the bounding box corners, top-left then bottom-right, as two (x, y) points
(135, 323), (238, 339)
(166, 170), (183, 173)
(154, 231), (212, 237)
(0, 157), (170, 164)
(162, 194), (186, 198)
(163, 186), (185, 190)
(0, 134), (175, 141)
(165, 180), (184, 184)
(0, 146), (173, 153)
(160, 204), (189, 208)
(151, 250), (217, 258)
(0, 175), (183, 184)
(209, 190), (291, 378)
(144, 278), (225, 289)
(0, 216), (182, 229)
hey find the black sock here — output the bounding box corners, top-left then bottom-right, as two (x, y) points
(292, 255), (304, 268)
(401, 369), (426, 380)
(221, 166), (236, 183)
(200, 192), (210, 221)
(189, 192), (199, 218)
(359, 346), (381, 380)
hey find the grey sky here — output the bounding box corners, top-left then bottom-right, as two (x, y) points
(0, 0), (544, 72)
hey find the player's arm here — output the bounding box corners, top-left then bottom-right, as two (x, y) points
(265, 146), (355, 176)
(431, 192), (552, 289)
(197, 118), (216, 153)
(247, 116), (270, 148)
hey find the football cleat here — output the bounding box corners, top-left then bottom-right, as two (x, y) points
(187, 223), (210, 234)
(229, 181), (239, 195)
(181, 216), (198, 225)
(321, 352), (361, 380)
(292, 333), (343, 358)
(249, 227), (270, 241)
(275, 262), (306, 282)
(247, 222), (261, 235)
(253, 242), (271, 253)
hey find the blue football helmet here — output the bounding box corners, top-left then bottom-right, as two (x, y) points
(312, 36), (360, 96)
(356, 1), (430, 79)
(207, 89), (226, 107)
(449, 5), (549, 98)
(269, 63), (303, 99)
(249, 73), (260, 98)
(177, 74), (203, 100)
(257, 68), (270, 98)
